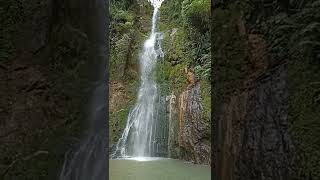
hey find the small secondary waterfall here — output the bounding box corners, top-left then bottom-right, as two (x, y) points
(112, 0), (167, 158)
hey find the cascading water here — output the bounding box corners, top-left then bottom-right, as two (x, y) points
(112, 0), (167, 158)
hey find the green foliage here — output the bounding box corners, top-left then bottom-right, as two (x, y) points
(161, 0), (184, 23)
(194, 62), (210, 80)
(191, 31), (211, 80)
(156, 61), (188, 94)
(110, 0), (135, 10)
(111, 7), (134, 33)
(110, 4), (136, 80)
(159, 7), (211, 84)
(110, 104), (132, 144)
(181, 0), (211, 30)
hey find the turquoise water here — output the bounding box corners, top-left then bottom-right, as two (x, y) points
(109, 157), (211, 180)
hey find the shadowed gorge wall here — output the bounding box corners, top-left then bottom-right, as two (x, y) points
(213, 0), (320, 179)
(0, 0), (107, 179)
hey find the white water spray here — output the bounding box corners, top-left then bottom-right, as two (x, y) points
(112, 0), (165, 158)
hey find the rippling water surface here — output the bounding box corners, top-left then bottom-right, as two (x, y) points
(109, 158), (211, 180)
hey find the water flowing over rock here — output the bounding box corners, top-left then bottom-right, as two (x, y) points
(148, 0), (165, 9)
(112, 0), (167, 158)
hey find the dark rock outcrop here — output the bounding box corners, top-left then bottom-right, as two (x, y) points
(213, 1), (295, 179)
(167, 82), (211, 165)
(216, 62), (292, 180)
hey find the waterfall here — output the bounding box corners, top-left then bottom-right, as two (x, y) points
(112, 0), (167, 158)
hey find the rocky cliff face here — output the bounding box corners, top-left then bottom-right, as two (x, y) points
(167, 82), (211, 165)
(1, 0), (107, 179)
(213, 0), (320, 179)
(154, 0), (211, 165)
(216, 62), (292, 180)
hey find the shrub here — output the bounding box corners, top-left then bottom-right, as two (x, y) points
(181, 0), (211, 30)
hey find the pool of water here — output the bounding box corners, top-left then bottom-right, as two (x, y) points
(109, 157), (211, 180)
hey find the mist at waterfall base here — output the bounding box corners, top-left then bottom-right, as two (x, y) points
(112, 0), (168, 159)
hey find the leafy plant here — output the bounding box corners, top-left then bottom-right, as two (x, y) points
(181, 0), (211, 31)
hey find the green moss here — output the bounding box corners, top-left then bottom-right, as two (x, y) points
(110, 79), (138, 143)
(156, 61), (188, 95)
(181, 0), (211, 30)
